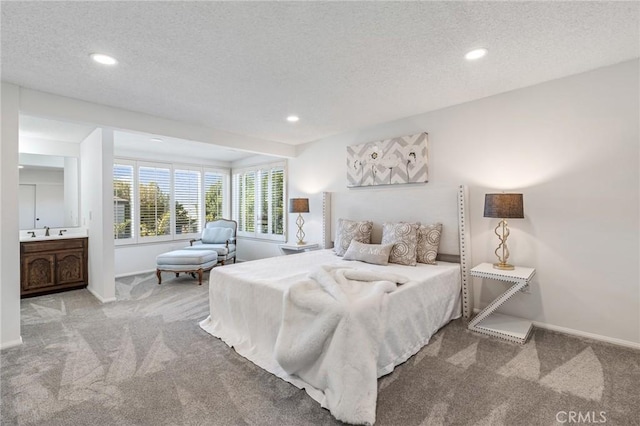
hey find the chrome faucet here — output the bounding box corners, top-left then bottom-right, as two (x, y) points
(27, 231), (36, 238)
(58, 229), (67, 236)
(44, 226), (50, 236)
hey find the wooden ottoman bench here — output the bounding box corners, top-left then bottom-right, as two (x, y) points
(156, 249), (218, 285)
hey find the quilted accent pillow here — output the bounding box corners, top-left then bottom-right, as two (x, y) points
(334, 219), (373, 256)
(343, 240), (394, 265)
(416, 223), (443, 265)
(202, 227), (233, 244)
(381, 222), (419, 266)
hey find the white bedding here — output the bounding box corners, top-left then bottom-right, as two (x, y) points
(199, 249), (461, 421)
(276, 265), (406, 425)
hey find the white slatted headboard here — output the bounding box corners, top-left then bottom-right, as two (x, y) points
(328, 184), (472, 319)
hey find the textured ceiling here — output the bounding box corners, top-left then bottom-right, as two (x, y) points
(2, 2), (639, 145)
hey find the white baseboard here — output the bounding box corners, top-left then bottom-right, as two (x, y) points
(86, 287), (117, 304)
(472, 308), (640, 350)
(0, 336), (23, 351)
(115, 269), (156, 279)
(531, 321), (640, 350)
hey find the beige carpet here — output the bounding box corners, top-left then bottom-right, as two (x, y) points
(1, 271), (638, 425)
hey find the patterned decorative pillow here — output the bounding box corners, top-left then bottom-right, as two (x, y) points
(343, 240), (394, 265)
(334, 219), (373, 256)
(381, 222), (419, 266)
(416, 223), (443, 265)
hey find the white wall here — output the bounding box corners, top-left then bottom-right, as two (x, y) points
(115, 239), (196, 277)
(0, 83), (22, 349)
(282, 60), (639, 345)
(18, 168), (63, 185)
(80, 128), (115, 302)
(115, 148), (232, 170)
(19, 88), (295, 158)
(19, 137), (80, 157)
(64, 157), (79, 227)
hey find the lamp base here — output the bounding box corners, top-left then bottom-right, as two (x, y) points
(493, 262), (515, 270)
(295, 213), (306, 246)
(296, 240), (306, 245)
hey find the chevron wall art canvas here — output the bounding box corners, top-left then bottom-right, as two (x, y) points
(346, 132), (428, 187)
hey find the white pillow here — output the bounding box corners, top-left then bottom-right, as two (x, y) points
(202, 227), (233, 244)
(343, 240), (394, 265)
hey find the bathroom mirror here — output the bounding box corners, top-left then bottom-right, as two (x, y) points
(19, 153), (79, 230)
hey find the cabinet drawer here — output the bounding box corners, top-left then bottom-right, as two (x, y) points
(21, 237), (87, 254)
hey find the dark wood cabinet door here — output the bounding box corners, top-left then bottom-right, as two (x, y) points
(22, 253), (55, 291)
(56, 250), (85, 286)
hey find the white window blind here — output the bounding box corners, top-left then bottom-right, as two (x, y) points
(113, 164), (134, 240)
(258, 169), (269, 234)
(114, 158), (230, 245)
(270, 167), (285, 236)
(204, 171), (225, 223)
(232, 162), (286, 240)
(174, 168), (201, 235)
(138, 165), (171, 238)
(233, 170), (256, 233)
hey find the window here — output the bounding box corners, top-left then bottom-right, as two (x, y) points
(174, 168), (201, 235)
(113, 159), (229, 245)
(232, 161), (286, 241)
(139, 165), (171, 239)
(204, 170), (226, 222)
(233, 170), (255, 233)
(113, 163), (134, 240)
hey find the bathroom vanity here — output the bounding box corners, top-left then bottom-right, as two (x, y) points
(20, 236), (88, 298)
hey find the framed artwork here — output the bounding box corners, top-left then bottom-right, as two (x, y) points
(346, 132), (428, 187)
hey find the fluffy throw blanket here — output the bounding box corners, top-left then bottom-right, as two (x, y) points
(274, 265), (409, 425)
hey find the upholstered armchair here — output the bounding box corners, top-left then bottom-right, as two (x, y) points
(185, 219), (237, 265)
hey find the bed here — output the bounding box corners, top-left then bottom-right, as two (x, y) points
(200, 184), (472, 425)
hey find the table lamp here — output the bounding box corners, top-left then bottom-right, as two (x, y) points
(289, 198), (310, 245)
(484, 193), (524, 270)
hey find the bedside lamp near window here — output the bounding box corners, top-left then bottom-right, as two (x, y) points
(484, 193), (524, 270)
(289, 198), (310, 245)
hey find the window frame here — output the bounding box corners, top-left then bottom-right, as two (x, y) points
(113, 158), (230, 246)
(232, 160), (287, 242)
(137, 161), (173, 243)
(203, 167), (231, 225)
(113, 159), (136, 246)
(173, 164), (203, 240)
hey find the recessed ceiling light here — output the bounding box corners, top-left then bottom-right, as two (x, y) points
(150, 137), (163, 143)
(90, 53), (118, 65)
(286, 115), (299, 123)
(465, 48), (488, 61)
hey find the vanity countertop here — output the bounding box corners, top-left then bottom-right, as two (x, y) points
(20, 233), (88, 242)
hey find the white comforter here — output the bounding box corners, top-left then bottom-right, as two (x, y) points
(274, 265), (408, 425)
(199, 250), (461, 423)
